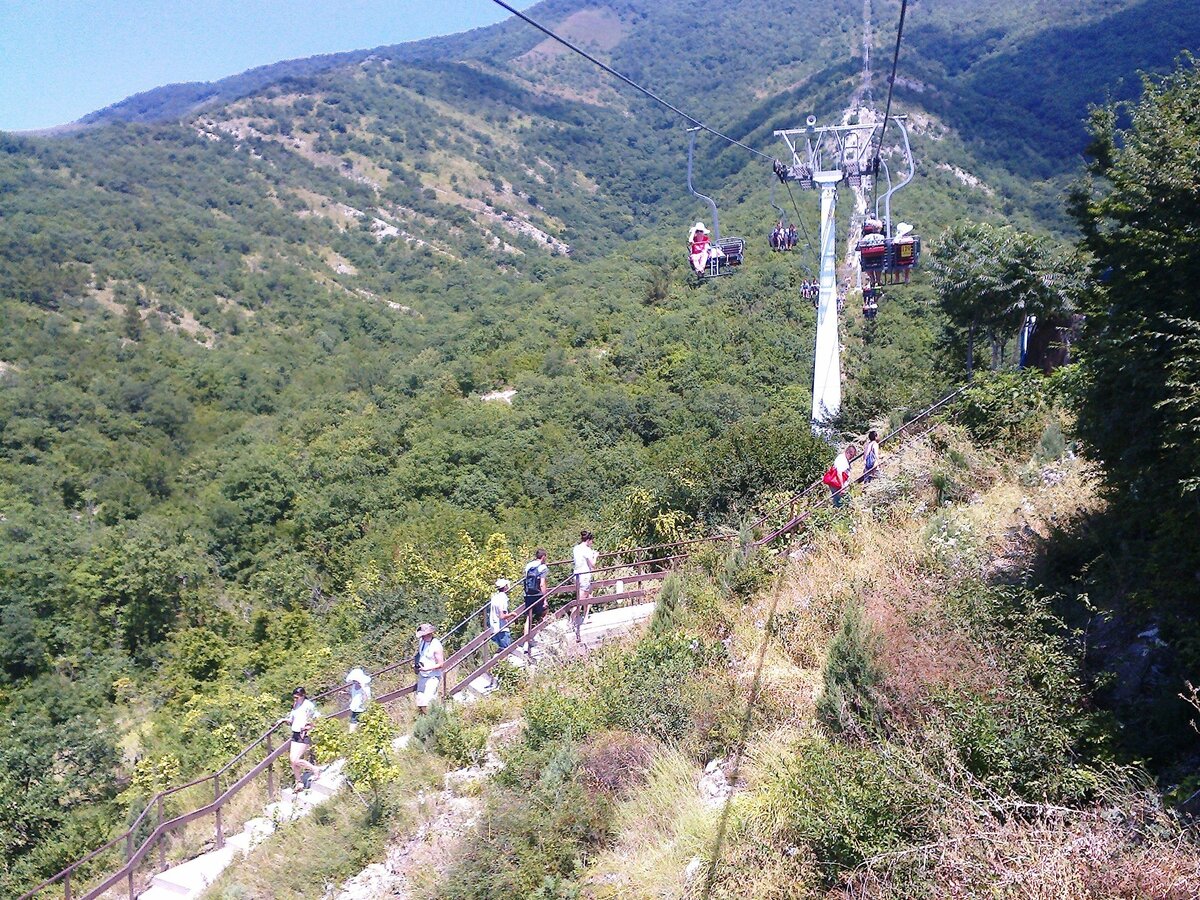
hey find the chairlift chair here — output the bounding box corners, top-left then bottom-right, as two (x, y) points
(686, 129), (746, 279)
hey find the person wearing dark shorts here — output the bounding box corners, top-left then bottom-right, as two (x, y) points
(523, 548), (549, 627)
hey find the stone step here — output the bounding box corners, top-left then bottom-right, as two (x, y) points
(146, 845), (236, 897)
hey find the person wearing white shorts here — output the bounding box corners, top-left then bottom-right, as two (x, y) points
(413, 623), (444, 714)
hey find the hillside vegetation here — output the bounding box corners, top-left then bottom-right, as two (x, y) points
(0, 1), (1198, 895)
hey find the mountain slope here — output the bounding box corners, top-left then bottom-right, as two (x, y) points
(1, 1), (1199, 894)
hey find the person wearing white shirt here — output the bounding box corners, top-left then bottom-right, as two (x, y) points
(414, 623), (445, 715)
(286, 687), (322, 790)
(345, 668), (372, 731)
(572, 530), (599, 642)
(489, 579), (514, 651)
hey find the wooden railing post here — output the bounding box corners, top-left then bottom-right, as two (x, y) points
(63, 870), (71, 900)
(214, 775), (224, 849)
(266, 732), (276, 801)
(157, 794), (166, 872)
(126, 830), (134, 898)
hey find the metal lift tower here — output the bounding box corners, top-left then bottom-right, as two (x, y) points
(775, 115), (908, 430)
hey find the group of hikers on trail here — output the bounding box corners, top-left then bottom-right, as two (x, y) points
(284, 433), (884, 784)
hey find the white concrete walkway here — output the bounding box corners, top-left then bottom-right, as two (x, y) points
(138, 759), (346, 899)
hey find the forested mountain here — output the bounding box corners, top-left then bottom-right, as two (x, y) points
(1, 0), (1197, 893)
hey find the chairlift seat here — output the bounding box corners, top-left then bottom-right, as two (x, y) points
(857, 235), (888, 271)
(888, 235), (921, 270)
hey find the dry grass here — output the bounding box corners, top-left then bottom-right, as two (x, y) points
(844, 778), (1200, 899)
(582, 749), (718, 899)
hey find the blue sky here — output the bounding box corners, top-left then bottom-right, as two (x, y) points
(0, 1), (536, 132)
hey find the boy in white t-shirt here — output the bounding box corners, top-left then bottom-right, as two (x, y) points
(489, 578), (514, 651)
(572, 530), (599, 641)
(414, 623), (444, 715)
(286, 687), (322, 790)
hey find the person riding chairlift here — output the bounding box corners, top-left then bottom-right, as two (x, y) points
(890, 222), (916, 284)
(689, 222), (724, 275)
(857, 216), (887, 287)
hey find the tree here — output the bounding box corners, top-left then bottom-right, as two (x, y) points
(930, 223), (1083, 377)
(1068, 54), (1200, 604)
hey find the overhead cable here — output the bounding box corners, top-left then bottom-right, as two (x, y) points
(871, 0), (909, 203)
(487, 0), (776, 162)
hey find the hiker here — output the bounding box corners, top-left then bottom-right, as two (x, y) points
(823, 444), (859, 508)
(523, 548), (549, 628)
(862, 430), (881, 483)
(413, 623), (444, 715)
(345, 667), (371, 731)
(489, 578), (514, 651)
(286, 687), (322, 790)
(572, 530), (599, 641)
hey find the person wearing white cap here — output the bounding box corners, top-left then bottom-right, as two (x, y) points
(345, 667), (372, 731)
(413, 623), (444, 715)
(489, 578), (514, 651)
(688, 221), (725, 275)
(891, 222), (916, 284)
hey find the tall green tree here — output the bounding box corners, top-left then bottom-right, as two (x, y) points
(1069, 54), (1200, 603)
(930, 223), (1084, 377)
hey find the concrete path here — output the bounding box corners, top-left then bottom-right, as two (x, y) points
(137, 759), (347, 900)
(140, 601), (657, 897)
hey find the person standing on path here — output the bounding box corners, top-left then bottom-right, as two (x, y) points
(489, 578), (514, 651)
(413, 623), (445, 715)
(523, 548), (549, 629)
(823, 444), (859, 508)
(345, 668), (371, 732)
(862, 430), (881, 483)
(286, 687), (322, 790)
(572, 530), (599, 642)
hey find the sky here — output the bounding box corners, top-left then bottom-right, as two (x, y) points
(0, 1), (537, 132)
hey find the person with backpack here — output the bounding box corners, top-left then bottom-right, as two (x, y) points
(823, 444), (859, 508)
(523, 548), (549, 628)
(862, 430), (881, 483)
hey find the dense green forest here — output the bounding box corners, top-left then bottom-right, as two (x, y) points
(1, 0), (1198, 894)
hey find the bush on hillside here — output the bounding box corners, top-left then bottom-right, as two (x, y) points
(747, 735), (930, 886)
(817, 602), (885, 736)
(412, 702), (487, 767)
(956, 370), (1049, 450)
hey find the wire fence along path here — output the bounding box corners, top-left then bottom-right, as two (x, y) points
(20, 386), (966, 900)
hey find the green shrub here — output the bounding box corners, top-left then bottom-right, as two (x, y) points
(957, 370), (1049, 450)
(412, 703), (487, 767)
(439, 743), (612, 899)
(816, 602), (884, 735)
(756, 736), (929, 885)
(523, 688), (602, 750)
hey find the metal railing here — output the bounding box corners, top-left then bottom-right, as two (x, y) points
(19, 385), (966, 900)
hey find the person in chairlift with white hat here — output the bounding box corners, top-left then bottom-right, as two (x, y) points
(891, 221), (916, 283)
(688, 221), (724, 275)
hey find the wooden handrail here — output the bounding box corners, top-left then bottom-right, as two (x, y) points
(21, 385), (966, 900)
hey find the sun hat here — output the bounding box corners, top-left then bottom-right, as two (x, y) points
(345, 667), (371, 686)
(495, 578), (510, 591)
(416, 623), (436, 638)
(895, 222), (913, 238)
